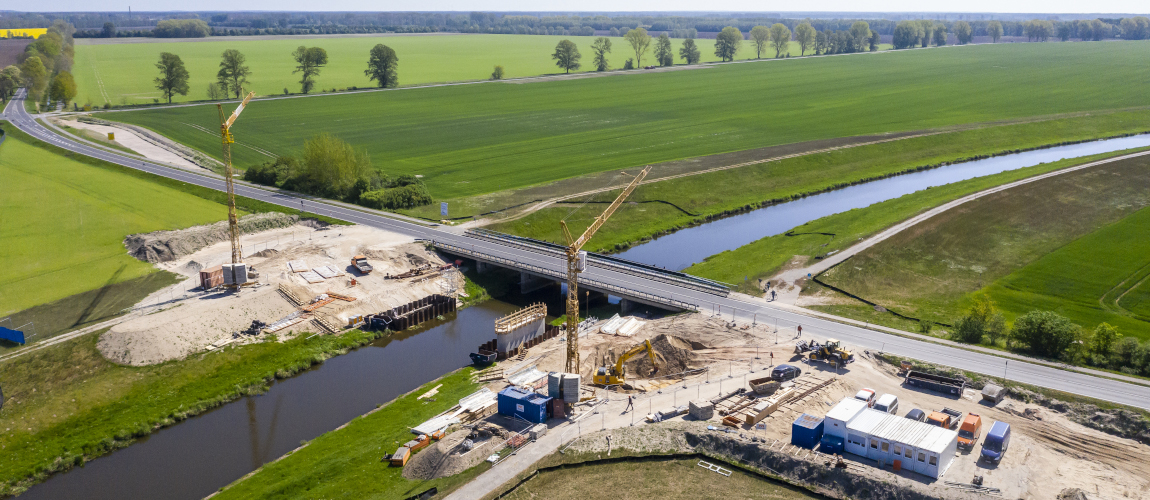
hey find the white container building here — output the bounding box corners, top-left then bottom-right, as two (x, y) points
(844, 408), (959, 479)
(824, 397), (869, 440)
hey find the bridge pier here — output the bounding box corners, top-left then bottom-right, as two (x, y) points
(476, 261), (492, 274)
(620, 298), (637, 315)
(520, 272), (554, 294)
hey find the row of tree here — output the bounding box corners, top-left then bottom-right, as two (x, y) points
(243, 133), (432, 210)
(153, 44), (400, 104)
(0, 21), (77, 107)
(949, 294), (1150, 375)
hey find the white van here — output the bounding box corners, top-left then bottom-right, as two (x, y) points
(874, 394), (899, 414)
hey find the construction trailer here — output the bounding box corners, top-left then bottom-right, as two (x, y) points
(820, 397), (869, 453)
(791, 414), (825, 449)
(497, 386), (552, 424)
(844, 408), (959, 478)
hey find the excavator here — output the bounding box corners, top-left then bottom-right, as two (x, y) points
(593, 339), (660, 386)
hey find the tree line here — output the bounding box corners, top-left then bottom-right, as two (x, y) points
(0, 21), (77, 109)
(243, 133), (432, 211)
(946, 294), (1150, 376)
(153, 43), (400, 104)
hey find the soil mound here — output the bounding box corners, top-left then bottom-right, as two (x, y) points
(124, 212), (298, 263)
(625, 334), (698, 378)
(251, 248), (280, 258)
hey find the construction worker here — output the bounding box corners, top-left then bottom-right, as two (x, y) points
(797, 325), (803, 337)
(625, 395), (634, 413)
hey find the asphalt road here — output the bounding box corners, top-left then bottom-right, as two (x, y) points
(6, 90), (1150, 410)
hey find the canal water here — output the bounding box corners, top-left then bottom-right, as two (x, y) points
(615, 135), (1150, 270)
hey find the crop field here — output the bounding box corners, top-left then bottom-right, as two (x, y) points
(72, 34), (822, 106)
(103, 41), (1150, 202)
(814, 153), (1150, 339)
(0, 125), (227, 318)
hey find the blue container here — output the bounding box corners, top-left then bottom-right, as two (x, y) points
(791, 413), (824, 449)
(497, 387), (552, 424)
(819, 434), (844, 454)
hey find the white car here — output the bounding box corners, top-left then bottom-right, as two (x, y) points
(854, 388), (876, 407)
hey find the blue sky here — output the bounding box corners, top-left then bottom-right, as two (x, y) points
(22, 1), (1150, 14)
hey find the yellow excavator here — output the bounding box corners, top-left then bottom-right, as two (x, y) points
(593, 339), (660, 386)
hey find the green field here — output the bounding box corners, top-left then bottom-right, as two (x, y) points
(73, 34), (827, 106)
(811, 153), (1150, 339)
(0, 124), (227, 317)
(102, 41), (1150, 203)
(212, 367), (482, 499)
(489, 110), (1150, 254)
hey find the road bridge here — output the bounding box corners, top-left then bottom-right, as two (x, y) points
(5, 90), (1150, 410)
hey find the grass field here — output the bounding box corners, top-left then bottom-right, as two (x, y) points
(73, 34), (833, 106)
(0, 125), (227, 317)
(488, 110), (1150, 254)
(212, 367), (482, 499)
(0, 327), (399, 497)
(499, 456), (820, 500)
(103, 41), (1150, 202)
(812, 153), (1150, 339)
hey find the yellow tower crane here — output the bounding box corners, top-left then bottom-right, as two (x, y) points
(218, 91), (255, 269)
(560, 165), (651, 374)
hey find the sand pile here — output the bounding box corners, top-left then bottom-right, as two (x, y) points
(124, 212), (299, 263)
(625, 334), (698, 378)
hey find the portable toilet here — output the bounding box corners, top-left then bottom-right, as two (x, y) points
(791, 413), (825, 449)
(497, 386), (552, 424)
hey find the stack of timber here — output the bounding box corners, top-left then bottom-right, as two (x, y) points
(277, 284), (304, 306)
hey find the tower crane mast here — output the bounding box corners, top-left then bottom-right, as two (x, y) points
(218, 91), (255, 266)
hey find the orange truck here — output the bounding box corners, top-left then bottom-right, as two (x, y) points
(957, 413), (983, 449)
(927, 407), (963, 430)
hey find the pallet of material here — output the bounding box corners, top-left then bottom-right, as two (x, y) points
(324, 291), (357, 302)
(302, 297), (336, 312)
(744, 387), (795, 425)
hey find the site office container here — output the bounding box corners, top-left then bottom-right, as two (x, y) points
(497, 386), (552, 424)
(845, 408), (959, 478)
(823, 397), (868, 453)
(199, 265), (224, 289)
(791, 413), (824, 449)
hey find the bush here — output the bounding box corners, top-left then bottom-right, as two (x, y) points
(153, 19), (210, 38)
(359, 183), (432, 210)
(242, 156), (297, 186)
(950, 294), (1005, 345)
(1010, 310), (1081, 359)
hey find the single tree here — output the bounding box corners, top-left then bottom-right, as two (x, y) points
(364, 43), (398, 88)
(793, 22), (816, 55)
(551, 40), (581, 74)
(749, 25), (770, 58)
(206, 82), (226, 100)
(918, 20), (934, 48)
(490, 65), (504, 80)
(292, 46), (328, 94)
(953, 21), (973, 44)
(1010, 310), (1081, 360)
(154, 52), (189, 104)
(591, 37), (612, 71)
(48, 70), (77, 106)
(933, 24), (948, 46)
(622, 58), (634, 70)
(1057, 23), (1073, 41)
(849, 21), (871, 52)
(1090, 323), (1121, 360)
(768, 24), (791, 58)
(868, 30), (881, 51)
(951, 294), (1005, 345)
(892, 21), (919, 49)
(815, 30), (829, 54)
(217, 49), (251, 99)
(20, 56), (48, 100)
(101, 22), (116, 38)
(714, 26), (743, 62)
(654, 33), (673, 66)
(987, 21), (1004, 43)
(678, 38), (701, 64)
(623, 28), (652, 67)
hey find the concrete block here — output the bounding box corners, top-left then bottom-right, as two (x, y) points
(689, 400), (715, 420)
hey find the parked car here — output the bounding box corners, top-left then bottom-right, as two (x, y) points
(873, 394), (899, 414)
(958, 414), (983, 449)
(854, 388), (876, 407)
(981, 421), (1012, 463)
(904, 408), (927, 422)
(770, 364), (802, 382)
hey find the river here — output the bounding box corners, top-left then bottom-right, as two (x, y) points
(615, 135), (1150, 270)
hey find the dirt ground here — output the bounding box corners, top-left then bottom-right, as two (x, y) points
(503, 312), (1150, 499)
(98, 223), (462, 365)
(51, 118), (202, 170)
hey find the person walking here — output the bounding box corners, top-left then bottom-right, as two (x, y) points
(625, 395), (634, 413)
(797, 325), (803, 337)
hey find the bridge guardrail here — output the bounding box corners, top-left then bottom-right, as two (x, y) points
(431, 241), (700, 312)
(463, 229), (730, 298)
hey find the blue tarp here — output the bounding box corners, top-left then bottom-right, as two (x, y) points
(0, 326), (25, 344)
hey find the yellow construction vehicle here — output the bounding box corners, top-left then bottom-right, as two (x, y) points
(593, 339), (659, 386)
(796, 338), (854, 366)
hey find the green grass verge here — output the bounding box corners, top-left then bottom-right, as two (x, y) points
(211, 367), (483, 499)
(812, 152), (1150, 340)
(0, 125), (227, 316)
(685, 146), (1150, 295)
(73, 34), (857, 106)
(103, 42), (1150, 201)
(0, 327), (395, 497)
(492, 110), (1150, 254)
